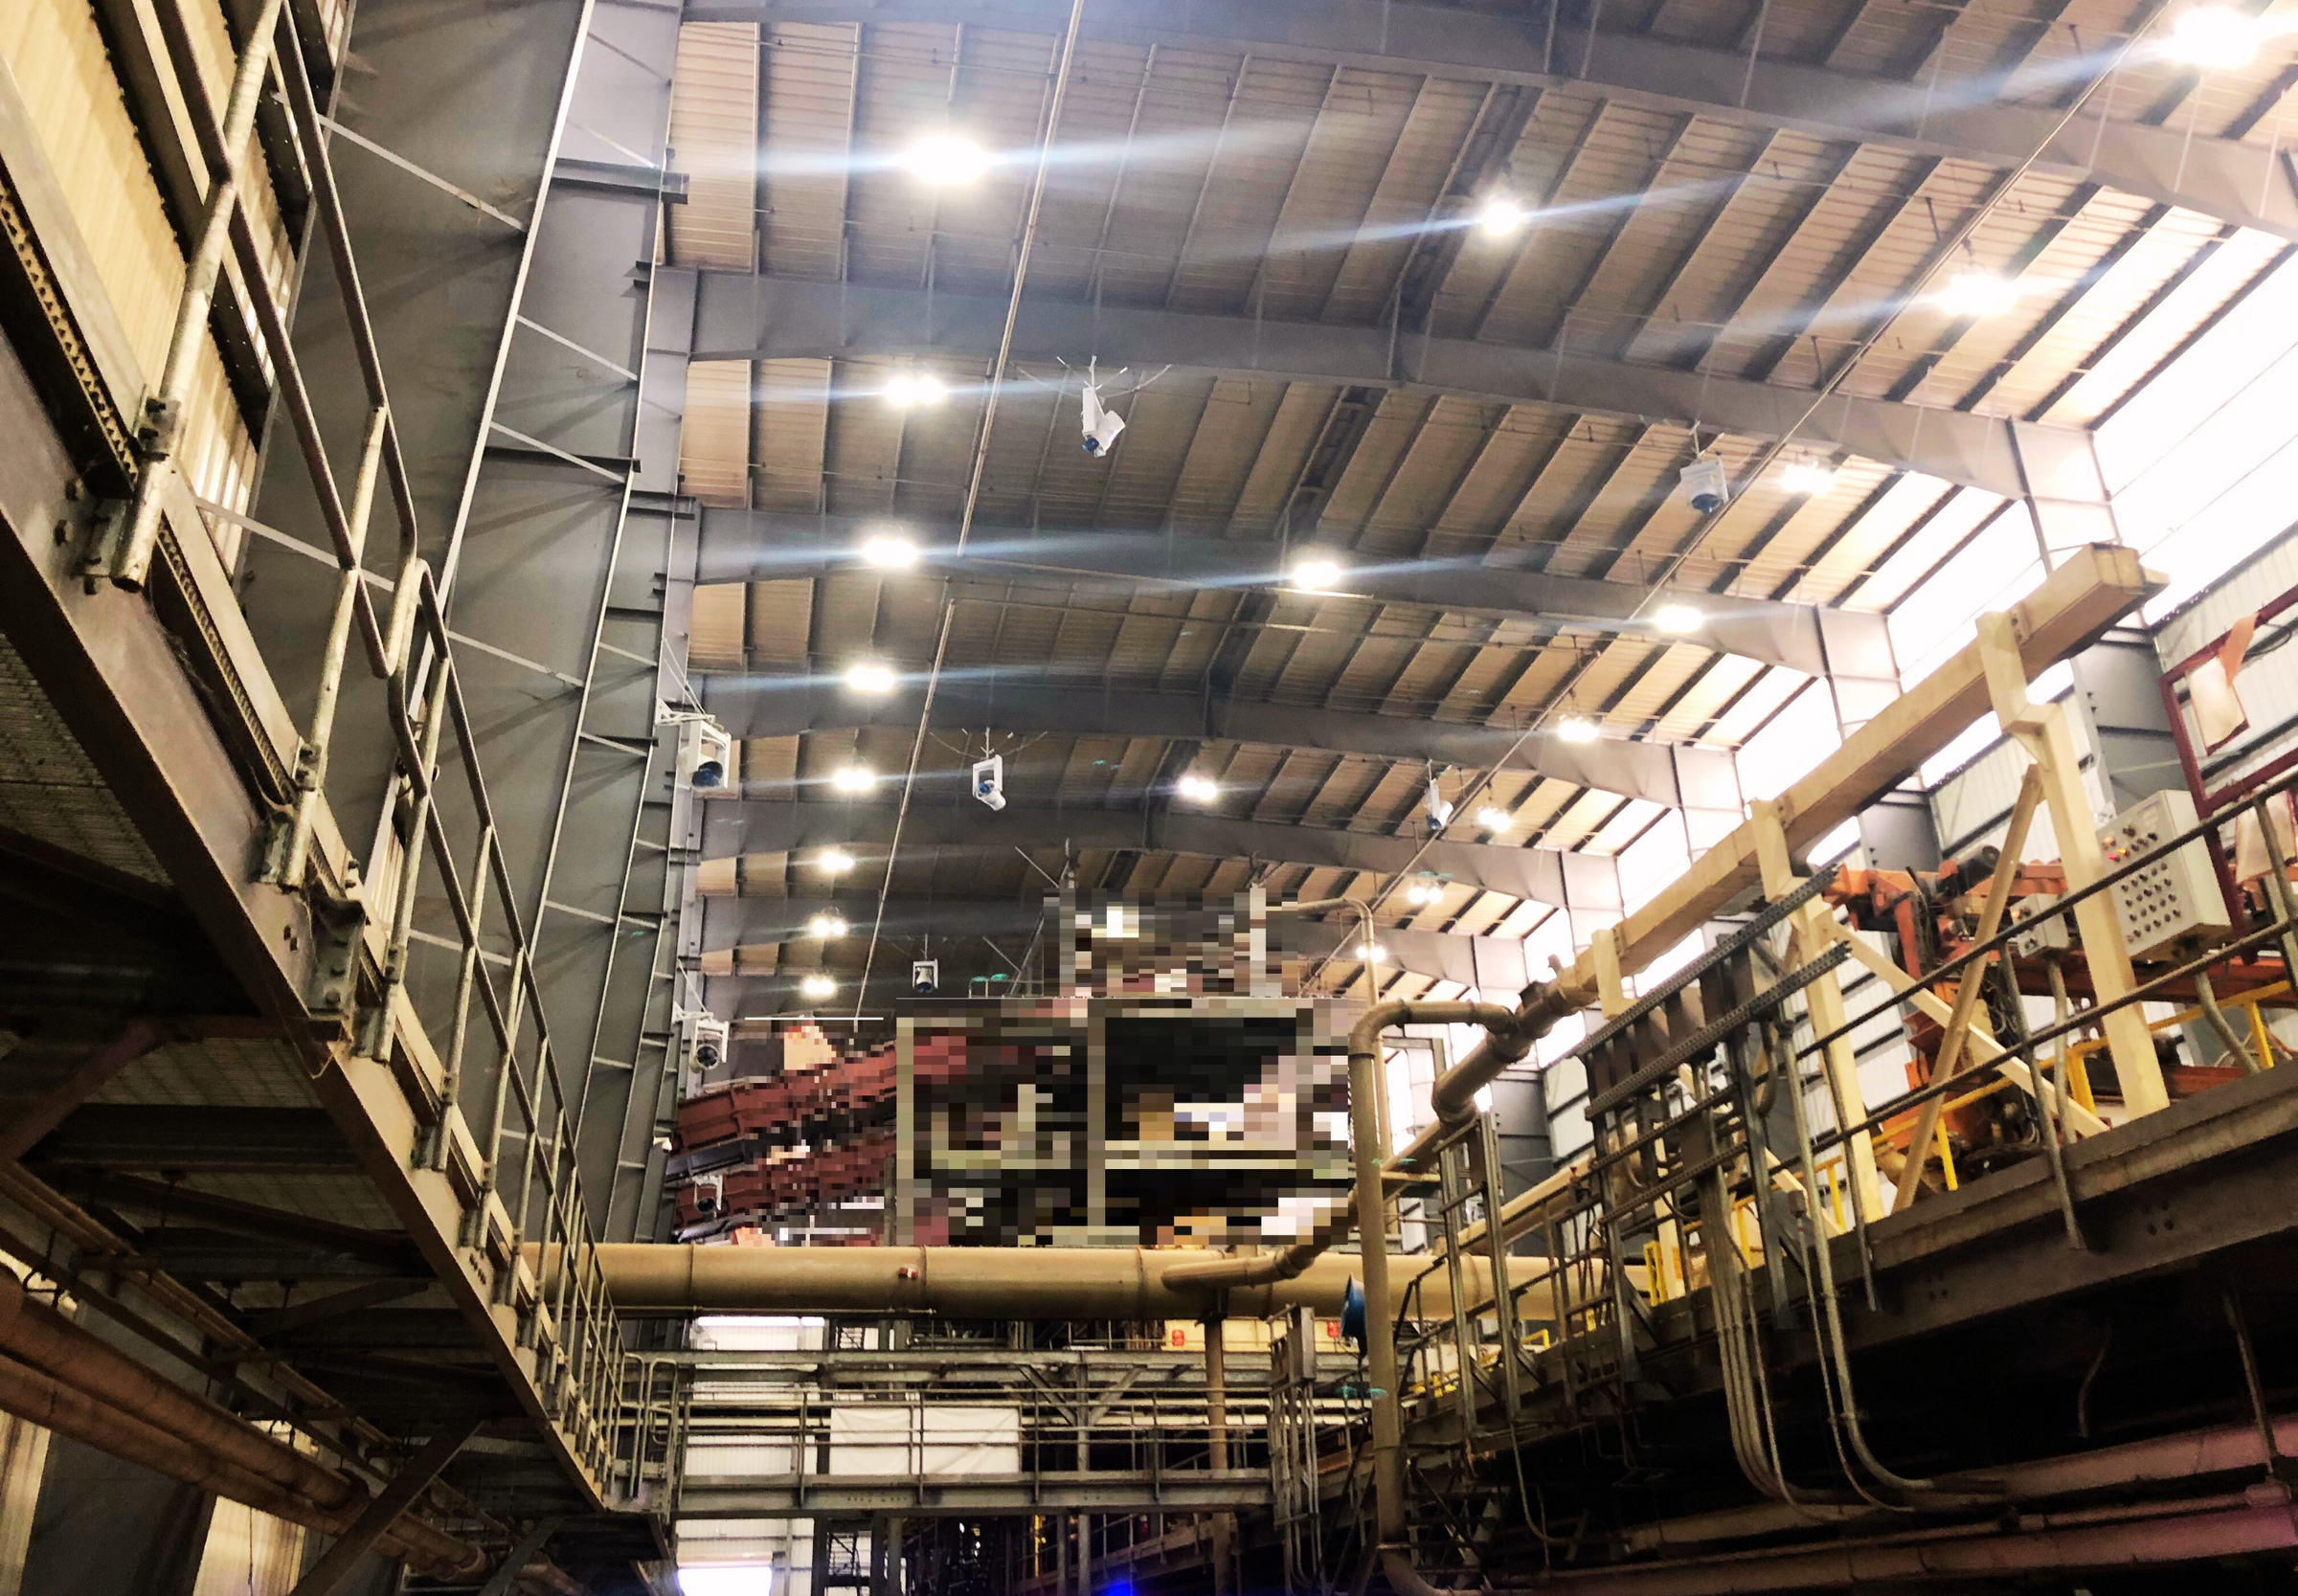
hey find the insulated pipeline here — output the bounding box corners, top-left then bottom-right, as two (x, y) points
(0, 1274), (484, 1581)
(552, 1243), (1534, 1319)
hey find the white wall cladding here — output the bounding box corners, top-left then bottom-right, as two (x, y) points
(828, 1403), (1022, 1477)
(675, 1517), (819, 1596)
(2156, 529), (2298, 666)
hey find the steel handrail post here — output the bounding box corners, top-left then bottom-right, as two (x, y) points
(369, 656), (452, 1057)
(111, 0), (290, 589)
(434, 823), (497, 1164)
(278, 404), (388, 888)
(268, 3), (429, 630)
(473, 948), (529, 1253)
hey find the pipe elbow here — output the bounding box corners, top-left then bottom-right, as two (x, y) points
(1163, 1240), (1316, 1293)
(1424, 984), (1571, 1127)
(1381, 1546), (1449, 1596)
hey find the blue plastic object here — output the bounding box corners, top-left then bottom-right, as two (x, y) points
(1340, 1275), (1366, 1350)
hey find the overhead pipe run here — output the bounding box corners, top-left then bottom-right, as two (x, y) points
(0, 1272), (486, 1583)
(567, 1242), (1537, 1320)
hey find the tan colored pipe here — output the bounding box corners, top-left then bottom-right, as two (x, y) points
(566, 1243), (1545, 1319)
(0, 1275), (484, 1581)
(0, 1353), (483, 1579)
(0, 1350), (343, 1522)
(1165, 993), (1571, 1294)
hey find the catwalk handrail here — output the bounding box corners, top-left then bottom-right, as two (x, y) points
(96, 0), (628, 1495)
(1796, 754), (2298, 1162)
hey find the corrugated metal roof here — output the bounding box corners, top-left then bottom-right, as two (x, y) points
(678, 0), (2298, 1000)
(669, 23), (763, 271)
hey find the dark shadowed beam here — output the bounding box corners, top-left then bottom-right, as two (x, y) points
(700, 673), (1746, 819)
(703, 899), (1552, 996)
(707, 798), (1583, 901)
(693, 510), (1888, 676)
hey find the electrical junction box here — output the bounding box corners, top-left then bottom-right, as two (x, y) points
(2009, 892), (2072, 958)
(2098, 789), (2231, 963)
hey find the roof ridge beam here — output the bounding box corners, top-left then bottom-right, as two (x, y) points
(688, 272), (2081, 499)
(690, 0), (2298, 246)
(701, 801), (1588, 902)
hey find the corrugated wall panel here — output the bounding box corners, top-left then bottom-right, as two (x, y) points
(749, 356), (828, 512)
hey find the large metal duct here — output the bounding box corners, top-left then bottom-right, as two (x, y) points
(0, 1273), (485, 1581)
(568, 1243), (1532, 1318)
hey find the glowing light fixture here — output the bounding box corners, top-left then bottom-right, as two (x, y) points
(818, 848), (856, 874)
(1291, 556), (1343, 592)
(831, 766), (876, 795)
(861, 534), (917, 569)
(1475, 805), (1512, 833)
(2168, 5), (2261, 66)
(1475, 195), (1530, 237)
(1177, 773), (1219, 803)
(1653, 603), (1703, 636)
(801, 974), (837, 1000)
(1780, 460), (1837, 495)
(1935, 271), (2022, 319)
(901, 133), (992, 186)
(884, 372), (947, 408)
(1360, 942), (1388, 964)
(1557, 715), (1601, 744)
(845, 661), (896, 694)
(808, 912), (848, 938)
(1406, 880), (1438, 906)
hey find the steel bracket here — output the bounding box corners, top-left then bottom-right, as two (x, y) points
(304, 890), (367, 1037)
(258, 779), (311, 885)
(77, 497), (130, 591)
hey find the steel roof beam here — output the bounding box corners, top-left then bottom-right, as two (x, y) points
(694, 507), (1881, 678)
(702, 899), (1551, 992)
(688, 272), (2077, 499)
(700, 674), (1746, 820)
(709, 799), (1580, 902)
(691, 0), (2298, 245)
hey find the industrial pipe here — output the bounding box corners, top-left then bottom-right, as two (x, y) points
(565, 1243), (1531, 1319)
(0, 1275), (484, 1580)
(1551, 1500), (2298, 1592)
(0, 1350), (351, 1527)
(0, 1351), (484, 1580)
(1164, 996), (1571, 1596)
(1165, 1000), (1534, 1295)
(1202, 1314), (1233, 1596)
(1627, 1407), (2298, 1554)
